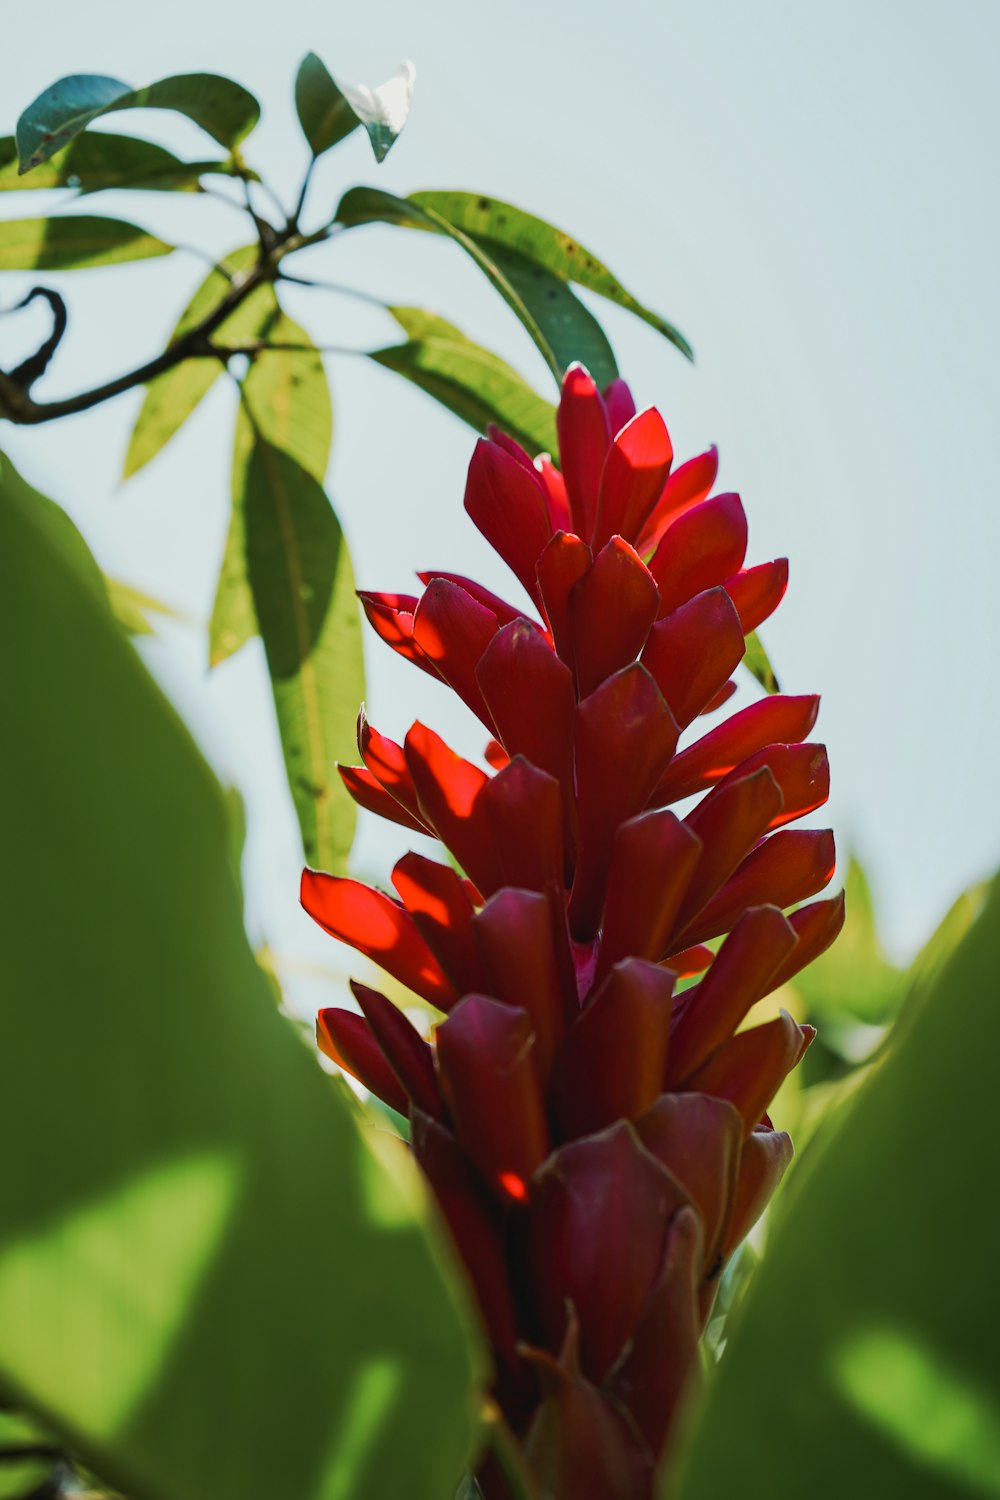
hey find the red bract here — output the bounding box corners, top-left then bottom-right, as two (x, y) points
(303, 364), (842, 1499)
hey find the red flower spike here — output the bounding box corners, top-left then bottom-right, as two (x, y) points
(680, 828), (837, 948)
(522, 1317), (655, 1500)
(410, 1110), (526, 1387)
(720, 1124), (794, 1259)
(305, 363), (840, 1493)
(653, 693), (821, 804)
(301, 870), (457, 1010)
(556, 363), (612, 538)
(712, 742), (830, 832)
(473, 888), (571, 1077)
(483, 738), (509, 771)
(336, 763), (429, 834)
(665, 906), (798, 1085)
(550, 959), (675, 1138)
(486, 425), (537, 470)
(596, 809), (702, 980)
(570, 663), (680, 939)
(591, 407), (674, 553)
(607, 1206), (704, 1458)
(642, 587), (746, 729)
(536, 531), (592, 661)
(349, 980), (443, 1120)
(568, 537), (660, 698)
(464, 438), (552, 606)
(403, 724), (499, 895)
(602, 376), (638, 436)
(357, 712), (428, 830)
(700, 679), (739, 716)
(684, 1011), (814, 1135)
(724, 557), (789, 633)
(478, 757), (565, 896)
(525, 1122), (689, 1382)
(416, 570), (529, 631)
(436, 995), (549, 1194)
(649, 492), (748, 615)
(767, 891), (847, 990)
(357, 590), (438, 674)
(536, 455), (572, 533)
(676, 767), (785, 936)
(635, 445), (719, 557)
(316, 1008), (409, 1116)
(636, 1094), (743, 1279)
(477, 620), (576, 823)
(666, 944), (716, 979)
(412, 579), (500, 730)
(390, 852), (484, 996)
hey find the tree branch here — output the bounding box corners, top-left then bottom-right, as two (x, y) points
(0, 227), (330, 427)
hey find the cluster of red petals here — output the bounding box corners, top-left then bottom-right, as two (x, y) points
(302, 364), (841, 1499)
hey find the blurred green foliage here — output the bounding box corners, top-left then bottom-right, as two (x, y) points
(0, 464), (485, 1500)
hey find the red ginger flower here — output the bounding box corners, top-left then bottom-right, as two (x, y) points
(302, 364), (842, 1499)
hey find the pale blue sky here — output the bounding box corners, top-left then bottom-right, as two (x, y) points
(2, 1), (998, 1012)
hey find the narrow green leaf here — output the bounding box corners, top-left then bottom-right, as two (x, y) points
(16, 73), (260, 173)
(335, 188), (561, 382)
(338, 59), (415, 165)
(371, 306), (557, 455)
(667, 874), (1000, 1500)
(294, 53), (360, 157)
(0, 133), (229, 193)
(742, 629), (779, 693)
(480, 241), (618, 388)
(411, 191), (693, 361)
(208, 305), (332, 663)
(104, 577), (179, 636)
(0, 215), (173, 270)
(0, 470), (484, 1500)
(244, 437), (364, 872)
(123, 246), (275, 480)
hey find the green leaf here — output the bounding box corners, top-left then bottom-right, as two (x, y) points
(243, 436), (364, 873)
(209, 303), (332, 663)
(104, 577), (179, 636)
(0, 464), (485, 1500)
(16, 73), (260, 173)
(410, 190), (692, 361)
(294, 53), (360, 157)
(742, 629), (780, 693)
(371, 305), (557, 455)
(0, 132), (230, 193)
(479, 240), (618, 389)
(123, 245), (275, 480)
(667, 874), (1000, 1500)
(294, 55), (414, 164)
(336, 188), (561, 383)
(0, 215), (172, 270)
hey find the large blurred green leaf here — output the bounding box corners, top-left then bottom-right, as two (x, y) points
(0, 133), (229, 193)
(0, 215), (173, 269)
(295, 54), (414, 164)
(667, 874), (1000, 1500)
(370, 306), (557, 455)
(16, 73), (259, 174)
(123, 245), (274, 479)
(0, 465), (484, 1500)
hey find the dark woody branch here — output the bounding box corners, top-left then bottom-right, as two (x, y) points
(0, 225), (330, 427)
